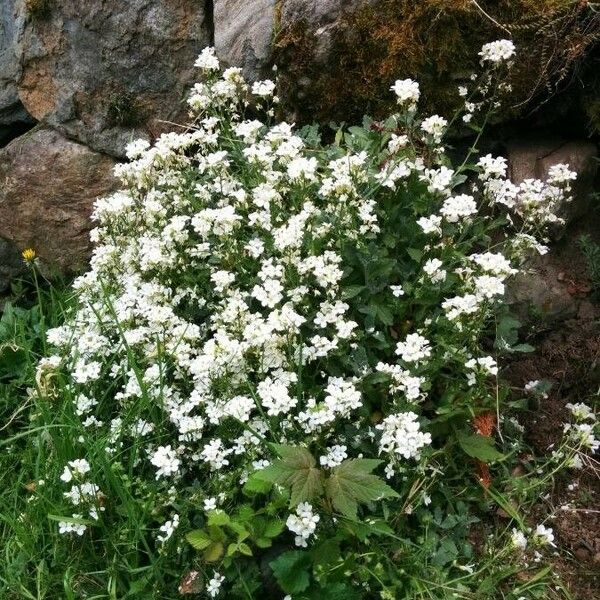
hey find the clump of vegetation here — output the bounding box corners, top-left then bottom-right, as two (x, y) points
(0, 43), (597, 599)
(274, 0), (600, 128)
(579, 233), (600, 295)
(106, 91), (146, 127)
(25, 0), (53, 20)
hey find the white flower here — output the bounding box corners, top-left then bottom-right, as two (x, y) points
(319, 445), (348, 468)
(125, 138), (150, 160)
(420, 115), (447, 143)
(388, 134), (409, 153)
(547, 163), (577, 185)
(252, 79), (276, 97)
(60, 459), (91, 483)
(286, 503), (320, 547)
(477, 154), (507, 180)
(396, 333), (431, 363)
(390, 284), (405, 297)
(377, 412), (431, 459)
(207, 572), (224, 597)
(533, 524), (555, 547)
(473, 275), (505, 300)
(440, 194), (477, 223)
(510, 527), (527, 550)
(150, 446), (181, 479)
(417, 215), (442, 236)
(203, 497), (218, 512)
(564, 423), (599, 452)
(58, 515), (87, 536)
(287, 157), (318, 181)
(195, 47), (220, 71)
(157, 514), (180, 544)
(566, 402), (596, 422)
(390, 79), (420, 107)
(423, 258), (447, 283)
(479, 39), (516, 65)
(442, 294), (480, 321)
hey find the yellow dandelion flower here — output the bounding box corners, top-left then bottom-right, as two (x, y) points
(22, 248), (36, 263)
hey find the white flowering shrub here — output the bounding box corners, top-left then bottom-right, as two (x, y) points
(27, 43), (598, 598)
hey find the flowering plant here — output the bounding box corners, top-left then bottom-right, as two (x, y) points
(24, 42), (598, 598)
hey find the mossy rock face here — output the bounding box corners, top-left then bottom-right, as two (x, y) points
(274, 0), (600, 131)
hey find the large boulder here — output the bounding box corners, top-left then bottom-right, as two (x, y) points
(0, 127), (117, 273)
(0, 236), (25, 294)
(17, 0), (211, 157)
(214, 0), (276, 80)
(0, 0), (34, 146)
(506, 137), (598, 237)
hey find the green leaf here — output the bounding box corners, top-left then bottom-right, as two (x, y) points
(305, 582), (363, 600)
(264, 519), (285, 538)
(186, 530), (212, 551)
(270, 550), (311, 594)
(243, 474), (272, 495)
(341, 285), (365, 299)
(207, 510), (230, 527)
(324, 459), (398, 518)
(204, 541), (224, 562)
(207, 525), (227, 543)
(376, 304), (393, 326)
(456, 432), (504, 462)
(311, 538), (341, 569)
(226, 541), (253, 557)
(407, 247), (423, 262)
(255, 445), (324, 507)
(238, 542), (253, 556)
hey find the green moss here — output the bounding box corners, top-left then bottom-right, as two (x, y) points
(25, 0), (52, 20)
(106, 92), (146, 128)
(273, 0), (600, 128)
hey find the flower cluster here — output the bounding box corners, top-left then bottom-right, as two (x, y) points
(36, 41), (581, 596)
(286, 502), (320, 547)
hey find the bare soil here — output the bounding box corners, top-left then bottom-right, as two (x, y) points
(505, 213), (600, 599)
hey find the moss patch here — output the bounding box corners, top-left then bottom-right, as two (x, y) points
(274, 0), (600, 129)
(106, 92), (146, 128)
(25, 0), (52, 20)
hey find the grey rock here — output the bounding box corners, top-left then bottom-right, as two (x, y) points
(0, 0), (34, 140)
(17, 1), (211, 157)
(214, 0), (276, 80)
(508, 270), (578, 324)
(0, 236), (25, 294)
(506, 137), (598, 238)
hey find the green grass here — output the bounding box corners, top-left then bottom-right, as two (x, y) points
(0, 274), (586, 599)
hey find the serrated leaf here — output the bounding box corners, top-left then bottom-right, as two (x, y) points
(341, 285), (365, 299)
(243, 473), (272, 495)
(311, 538), (341, 569)
(186, 529), (212, 551)
(238, 542), (253, 556)
(207, 510), (230, 527)
(325, 459), (398, 518)
(270, 550), (311, 594)
(456, 432), (504, 462)
(255, 537), (273, 548)
(255, 445), (324, 507)
(207, 525), (227, 543)
(264, 519), (285, 538)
